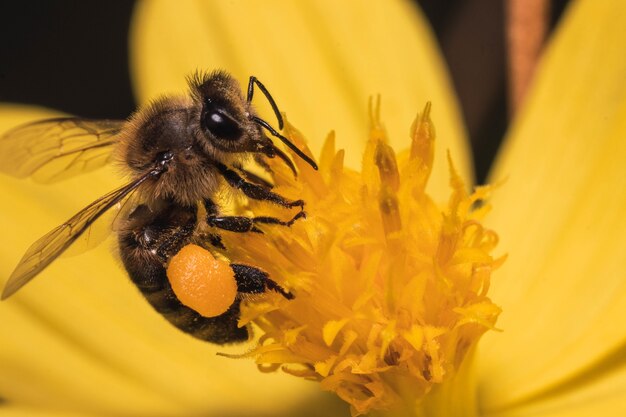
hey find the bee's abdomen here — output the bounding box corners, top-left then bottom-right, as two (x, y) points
(117, 204), (249, 344)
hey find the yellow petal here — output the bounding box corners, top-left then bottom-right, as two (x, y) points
(130, 0), (471, 200)
(482, 360), (626, 417)
(0, 405), (95, 417)
(0, 105), (323, 414)
(477, 0), (626, 411)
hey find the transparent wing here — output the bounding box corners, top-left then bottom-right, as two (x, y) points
(0, 117), (125, 183)
(1, 173), (151, 300)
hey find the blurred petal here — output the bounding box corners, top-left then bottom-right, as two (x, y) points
(0, 405), (94, 417)
(130, 0), (471, 199)
(483, 362), (626, 417)
(0, 105), (324, 415)
(477, 0), (626, 411)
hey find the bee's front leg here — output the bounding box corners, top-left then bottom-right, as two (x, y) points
(213, 161), (304, 208)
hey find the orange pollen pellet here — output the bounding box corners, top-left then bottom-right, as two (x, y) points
(166, 244), (238, 318)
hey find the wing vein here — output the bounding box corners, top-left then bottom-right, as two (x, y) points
(1, 172), (152, 300)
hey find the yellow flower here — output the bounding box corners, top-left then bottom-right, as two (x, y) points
(0, 1), (624, 417)
(219, 100), (503, 416)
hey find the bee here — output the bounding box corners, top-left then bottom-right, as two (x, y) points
(0, 70), (318, 344)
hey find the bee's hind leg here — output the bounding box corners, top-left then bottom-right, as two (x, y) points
(231, 263), (294, 300)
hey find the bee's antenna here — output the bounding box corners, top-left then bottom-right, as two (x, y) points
(247, 76), (284, 129)
(252, 116), (318, 171)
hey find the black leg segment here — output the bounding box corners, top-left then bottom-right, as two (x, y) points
(231, 263), (294, 300)
(207, 211), (306, 234)
(213, 161), (305, 208)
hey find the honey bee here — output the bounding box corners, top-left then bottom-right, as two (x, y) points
(0, 70), (317, 344)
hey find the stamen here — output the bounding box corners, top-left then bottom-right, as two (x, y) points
(224, 102), (503, 416)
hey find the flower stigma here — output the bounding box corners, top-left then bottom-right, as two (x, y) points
(221, 100), (504, 417)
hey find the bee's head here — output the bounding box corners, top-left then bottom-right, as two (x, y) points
(189, 70), (266, 156)
(189, 70), (318, 174)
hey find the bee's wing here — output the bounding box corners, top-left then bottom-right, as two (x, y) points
(0, 117), (125, 183)
(1, 173), (152, 300)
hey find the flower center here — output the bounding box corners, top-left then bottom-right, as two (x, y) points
(223, 101), (503, 416)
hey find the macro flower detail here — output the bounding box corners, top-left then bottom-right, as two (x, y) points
(224, 101), (504, 416)
(2, 1), (624, 416)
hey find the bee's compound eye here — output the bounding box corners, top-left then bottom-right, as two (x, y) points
(167, 244), (237, 317)
(202, 108), (242, 141)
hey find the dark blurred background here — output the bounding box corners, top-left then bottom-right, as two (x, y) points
(0, 1), (569, 183)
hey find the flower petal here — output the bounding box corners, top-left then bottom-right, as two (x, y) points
(0, 404), (95, 417)
(130, 0), (471, 198)
(477, 0), (626, 410)
(0, 105), (323, 414)
(482, 360), (626, 417)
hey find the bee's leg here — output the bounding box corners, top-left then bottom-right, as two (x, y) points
(204, 198), (305, 233)
(232, 163), (274, 189)
(213, 162), (304, 208)
(207, 212), (306, 234)
(231, 263), (294, 300)
(253, 154), (272, 173)
(206, 233), (226, 250)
